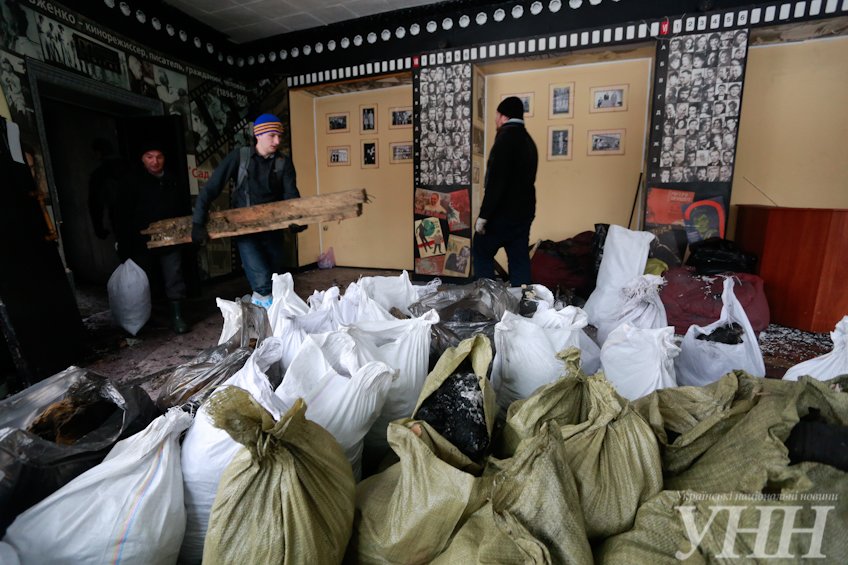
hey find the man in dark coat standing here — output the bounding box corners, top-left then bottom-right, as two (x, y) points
(473, 96), (538, 286)
(116, 143), (190, 333)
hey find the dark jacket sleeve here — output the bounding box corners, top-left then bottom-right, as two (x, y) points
(281, 155), (300, 200)
(478, 131), (512, 220)
(192, 149), (240, 224)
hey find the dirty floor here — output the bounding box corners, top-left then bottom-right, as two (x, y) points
(77, 267), (834, 395)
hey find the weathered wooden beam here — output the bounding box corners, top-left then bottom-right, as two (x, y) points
(143, 189), (367, 248)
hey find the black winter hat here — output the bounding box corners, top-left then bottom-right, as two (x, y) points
(496, 96), (524, 119)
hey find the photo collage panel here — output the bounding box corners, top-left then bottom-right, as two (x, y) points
(657, 29), (748, 184)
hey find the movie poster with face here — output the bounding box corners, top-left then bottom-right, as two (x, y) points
(443, 235), (471, 278)
(414, 217), (445, 258)
(0, 49), (36, 131)
(645, 28), (749, 265)
(0, 1), (43, 61)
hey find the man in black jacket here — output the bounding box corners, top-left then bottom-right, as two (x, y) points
(191, 113), (301, 308)
(473, 96), (538, 286)
(116, 144), (190, 333)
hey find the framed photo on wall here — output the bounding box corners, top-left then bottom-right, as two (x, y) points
(500, 92), (534, 117)
(360, 104), (377, 134)
(390, 142), (413, 163)
(326, 112), (350, 133)
(587, 129), (626, 155)
(589, 84), (629, 112)
(547, 125), (573, 161)
(361, 139), (379, 168)
(327, 145), (351, 166)
(549, 82), (574, 119)
(389, 106), (413, 128)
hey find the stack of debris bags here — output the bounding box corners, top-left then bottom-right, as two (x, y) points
(0, 368), (159, 537)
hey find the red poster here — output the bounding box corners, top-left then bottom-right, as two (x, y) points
(645, 188), (695, 226)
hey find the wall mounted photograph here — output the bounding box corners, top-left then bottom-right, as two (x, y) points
(549, 82), (574, 119)
(588, 129), (625, 155)
(501, 92), (534, 117)
(389, 106), (412, 128)
(360, 104), (377, 134)
(361, 139), (378, 168)
(390, 142), (413, 163)
(326, 112), (350, 133)
(547, 125), (573, 161)
(327, 145), (351, 166)
(589, 84), (629, 113)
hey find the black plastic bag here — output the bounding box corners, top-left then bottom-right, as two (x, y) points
(408, 278), (518, 368)
(685, 237), (758, 275)
(0, 367), (159, 536)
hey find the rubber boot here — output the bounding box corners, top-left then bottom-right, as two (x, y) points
(169, 300), (190, 334)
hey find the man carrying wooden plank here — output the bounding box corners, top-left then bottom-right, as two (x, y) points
(191, 113), (302, 308)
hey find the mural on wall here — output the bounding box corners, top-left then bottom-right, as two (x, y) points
(645, 28), (749, 265)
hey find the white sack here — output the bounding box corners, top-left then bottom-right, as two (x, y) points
(179, 338), (288, 564)
(675, 277), (766, 386)
(216, 298), (241, 345)
(275, 332), (395, 478)
(345, 311), (439, 449)
(107, 259), (151, 336)
(601, 324), (680, 400)
(583, 225), (655, 326)
(266, 272), (309, 323)
(358, 271), (419, 316)
(492, 307), (600, 410)
(330, 282), (395, 328)
(595, 274), (669, 346)
(3, 409), (191, 565)
(414, 277), (442, 301)
(783, 316), (848, 381)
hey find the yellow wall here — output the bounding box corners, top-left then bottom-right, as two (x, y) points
(289, 89), (320, 266)
(484, 55), (652, 245)
(291, 84), (414, 269)
(729, 36), (848, 226)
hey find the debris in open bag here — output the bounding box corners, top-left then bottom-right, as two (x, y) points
(415, 366), (489, 461)
(0, 367), (159, 537)
(408, 278), (518, 365)
(695, 321), (745, 344)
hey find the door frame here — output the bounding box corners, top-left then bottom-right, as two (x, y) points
(26, 59), (163, 261)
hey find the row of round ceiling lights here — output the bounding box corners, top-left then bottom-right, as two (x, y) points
(249, 0), (620, 67)
(103, 0), (228, 62)
(103, 0), (619, 69)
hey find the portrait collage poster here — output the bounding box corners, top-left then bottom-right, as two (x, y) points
(644, 28), (749, 265)
(412, 63), (475, 280)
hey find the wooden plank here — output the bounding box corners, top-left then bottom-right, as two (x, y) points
(143, 189), (367, 248)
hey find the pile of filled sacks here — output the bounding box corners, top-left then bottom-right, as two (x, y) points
(0, 265), (846, 564)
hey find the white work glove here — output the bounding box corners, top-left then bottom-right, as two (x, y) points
(475, 217), (487, 234)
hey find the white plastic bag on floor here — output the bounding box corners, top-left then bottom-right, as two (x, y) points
(676, 277), (765, 386)
(346, 311), (439, 449)
(266, 272), (309, 323)
(275, 332), (395, 478)
(595, 274), (668, 346)
(3, 409), (191, 565)
(583, 226), (655, 326)
(180, 338), (287, 565)
(492, 307), (599, 410)
(414, 277), (442, 301)
(601, 324), (679, 400)
(107, 259), (151, 336)
(783, 316), (848, 381)
(358, 271), (419, 316)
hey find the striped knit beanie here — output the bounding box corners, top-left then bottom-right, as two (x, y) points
(253, 113), (283, 136)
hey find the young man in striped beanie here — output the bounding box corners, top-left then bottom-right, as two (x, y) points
(191, 113), (302, 308)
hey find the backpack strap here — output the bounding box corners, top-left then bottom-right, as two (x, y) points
(236, 146), (251, 190)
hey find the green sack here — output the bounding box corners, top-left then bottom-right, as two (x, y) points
(352, 335), (497, 564)
(501, 348), (663, 539)
(432, 423), (593, 565)
(633, 372), (848, 493)
(202, 389), (355, 565)
(599, 463), (848, 564)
